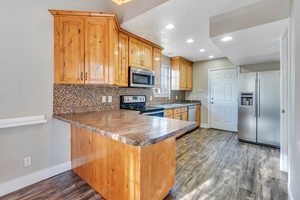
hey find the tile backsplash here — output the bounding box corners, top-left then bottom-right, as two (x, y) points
(54, 85), (185, 114)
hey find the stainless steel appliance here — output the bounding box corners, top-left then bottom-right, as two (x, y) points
(238, 71), (280, 148)
(120, 95), (164, 117)
(188, 105), (196, 121)
(129, 67), (155, 88)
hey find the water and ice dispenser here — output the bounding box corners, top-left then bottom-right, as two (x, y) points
(240, 93), (254, 106)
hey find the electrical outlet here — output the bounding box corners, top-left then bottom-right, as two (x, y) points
(150, 96), (153, 101)
(24, 156), (31, 168)
(176, 96), (178, 100)
(102, 96), (107, 103)
(108, 96), (112, 103)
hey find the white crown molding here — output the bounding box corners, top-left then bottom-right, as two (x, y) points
(0, 161), (71, 197)
(0, 115), (47, 129)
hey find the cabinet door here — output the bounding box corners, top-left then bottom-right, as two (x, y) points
(179, 60), (187, 90)
(118, 32), (129, 86)
(142, 43), (153, 70)
(153, 48), (161, 88)
(54, 16), (85, 84)
(85, 17), (108, 84)
(108, 19), (119, 85)
(181, 112), (188, 121)
(186, 63), (193, 90)
(129, 37), (142, 68)
(171, 58), (180, 90)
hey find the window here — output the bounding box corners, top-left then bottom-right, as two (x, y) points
(154, 64), (171, 97)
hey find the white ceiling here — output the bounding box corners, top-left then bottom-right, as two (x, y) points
(121, 0), (262, 61)
(211, 19), (288, 65)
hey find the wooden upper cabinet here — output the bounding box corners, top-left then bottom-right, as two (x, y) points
(50, 10), (162, 85)
(108, 19), (119, 85)
(118, 32), (129, 87)
(186, 62), (193, 90)
(153, 48), (161, 88)
(171, 58), (180, 90)
(84, 17), (108, 84)
(129, 37), (142, 68)
(54, 16), (85, 84)
(129, 37), (153, 70)
(171, 57), (193, 91)
(142, 43), (153, 69)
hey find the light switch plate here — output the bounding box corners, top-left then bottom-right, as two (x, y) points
(102, 96), (107, 103)
(150, 96), (153, 101)
(108, 96), (112, 103)
(24, 156), (31, 168)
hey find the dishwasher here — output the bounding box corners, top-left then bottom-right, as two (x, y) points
(188, 105), (196, 121)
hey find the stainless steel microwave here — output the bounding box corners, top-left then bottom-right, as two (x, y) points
(129, 67), (155, 88)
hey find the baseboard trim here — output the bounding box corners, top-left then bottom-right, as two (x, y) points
(0, 161), (71, 197)
(200, 123), (209, 128)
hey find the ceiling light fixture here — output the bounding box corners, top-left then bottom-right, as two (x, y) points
(166, 24), (175, 30)
(221, 36), (233, 42)
(209, 55), (214, 59)
(186, 39), (194, 44)
(112, 0), (133, 5)
(200, 48), (206, 52)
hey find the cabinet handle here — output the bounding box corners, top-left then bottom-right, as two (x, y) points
(85, 72), (88, 81)
(80, 72), (84, 81)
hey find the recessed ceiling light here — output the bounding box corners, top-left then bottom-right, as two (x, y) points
(209, 55), (214, 59)
(200, 48), (206, 52)
(165, 24), (175, 30)
(186, 39), (194, 44)
(221, 36), (233, 42)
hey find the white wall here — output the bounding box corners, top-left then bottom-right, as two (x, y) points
(289, 0), (300, 199)
(185, 58), (235, 124)
(0, 0), (111, 185)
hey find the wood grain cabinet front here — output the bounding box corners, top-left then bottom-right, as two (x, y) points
(118, 32), (129, 87)
(54, 16), (85, 84)
(171, 57), (193, 91)
(50, 10), (162, 86)
(129, 37), (153, 70)
(153, 48), (162, 89)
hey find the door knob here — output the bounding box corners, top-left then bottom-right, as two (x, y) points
(281, 109), (286, 114)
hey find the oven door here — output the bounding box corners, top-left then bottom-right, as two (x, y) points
(130, 67), (155, 88)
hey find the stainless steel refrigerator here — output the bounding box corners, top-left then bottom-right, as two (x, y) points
(238, 71), (280, 148)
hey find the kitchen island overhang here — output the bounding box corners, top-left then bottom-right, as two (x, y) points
(54, 110), (197, 200)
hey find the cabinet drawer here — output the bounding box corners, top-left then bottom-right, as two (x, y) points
(174, 108), (181, 114)
(165, 109), (173, 116)
(174, 113), (181, 120)
(181, 107), (188, 113)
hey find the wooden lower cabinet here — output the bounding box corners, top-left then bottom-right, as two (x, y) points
(196, 104), (201, 127)
(71, 125), (176, 200)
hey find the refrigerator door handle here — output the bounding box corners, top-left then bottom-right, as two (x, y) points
(258, 76), (261, 118)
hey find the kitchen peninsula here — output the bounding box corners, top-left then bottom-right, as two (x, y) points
(54, 110), (196, 200)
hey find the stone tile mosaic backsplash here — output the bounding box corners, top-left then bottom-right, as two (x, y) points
(54, 85), (185, 114)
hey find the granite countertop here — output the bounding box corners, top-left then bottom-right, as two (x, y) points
(54, 110), (197, 146)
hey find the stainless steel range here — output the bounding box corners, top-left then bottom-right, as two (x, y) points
(120, 95), (164, 117)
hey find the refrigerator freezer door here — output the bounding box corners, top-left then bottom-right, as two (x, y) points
(257, 71), (280, 147)
(238, 73), (257, 142)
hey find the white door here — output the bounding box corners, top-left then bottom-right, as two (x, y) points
(209, 68), (238, 131)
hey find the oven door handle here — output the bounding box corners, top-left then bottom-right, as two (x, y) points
(142, 111), (164, 115)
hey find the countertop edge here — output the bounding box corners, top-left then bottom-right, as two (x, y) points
(53, 115), (197, 146)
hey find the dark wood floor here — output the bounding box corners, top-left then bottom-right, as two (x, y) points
(1, 128), (287, 200)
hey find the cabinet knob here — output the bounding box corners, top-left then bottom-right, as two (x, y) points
(80, 72), (84, 81)
(85, 72), (88, 81)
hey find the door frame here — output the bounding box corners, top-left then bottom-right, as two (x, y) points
(208, 67), (239, 131)
(280, 28), (290, 172)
